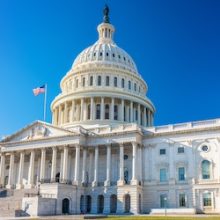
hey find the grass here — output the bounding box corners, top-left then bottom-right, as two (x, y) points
(100, 216), (220, 220)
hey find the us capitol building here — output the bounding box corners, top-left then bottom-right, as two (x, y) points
(0, 6), (220, 217)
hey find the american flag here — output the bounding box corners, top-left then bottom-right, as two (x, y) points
(33, 85), (46, 96)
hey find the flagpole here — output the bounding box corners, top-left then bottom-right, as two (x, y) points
(43, 84), (47, 121)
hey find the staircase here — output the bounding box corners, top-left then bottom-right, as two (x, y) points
(0, 188), (38, 217)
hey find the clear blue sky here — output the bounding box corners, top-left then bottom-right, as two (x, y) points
(0, 0), (220, 137)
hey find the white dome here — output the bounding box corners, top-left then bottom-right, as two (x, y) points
(72, 22), (138, 74)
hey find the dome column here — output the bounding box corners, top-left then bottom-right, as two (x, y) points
(143, 107), (147, 127)
(111, 98), (115, 120)
(130, 101), (133, 122)
(138, 103), (141, 125)
(121, 99), (124, 121)
(80, 99), (84, 121)
(101, 97), (105, 120)
(64, 102), (68, 123)
(71, 100), (75, 122)
(90, 97), (95, 120)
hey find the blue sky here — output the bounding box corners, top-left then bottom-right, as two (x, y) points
(0, 0), (220, 137)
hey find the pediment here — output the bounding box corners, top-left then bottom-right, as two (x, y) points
(1, 121), (75, 143)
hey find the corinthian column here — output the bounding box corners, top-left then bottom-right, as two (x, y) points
(131, 142), (138, 185)
(101, 97), (105, 120)
(16, 151), (25, 189)
(111, 98), (115, 120)
(51, 147), (57, 182)
(62, 146), (69, 182)
(6, 153), (15, 189)
(121, 99), (124, 121)
(74, 145), (80, 185)
(130, 101), (133, 122)
(0, 154), (5, 187)
(104, 145), (111, 186)
(40, 149), (46, 182)
(92, 146), (99, 187)
(27, 151), (35, 188)
(81, 148), (87, 184)
(117, 144), (125, 186)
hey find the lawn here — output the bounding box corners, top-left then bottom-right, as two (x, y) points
(101, 216), (220, 220)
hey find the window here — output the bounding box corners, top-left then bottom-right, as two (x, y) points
(160, 149), (166, 155)
(114, 105), (118, 120)
(106, 76), (110, 86)
(202, 160), (210, 179)
(178, 167), (185, 181)
(105, 104), (110, 119)
(98, 76), (102, 86)
(128, 81), (131, 90)
(160, 194), (167, 208)
(76, 79), (79, 88)
(121, 78), (125, 88)
(203, 192), (212, 207)
(160, 168), (167, 182)
(100, 52), (103, 56)
(179, 194), (186, 207)
(90, 76), (93, 86)
(134, 83), (137, 91)
(82, 77), (85, 87)
(96, 104), (101, 119)
(135, 109), (138, 121)
(178, 147), (184, 153)
(114, 77), (117, 87)
(87, 105), (91, 120)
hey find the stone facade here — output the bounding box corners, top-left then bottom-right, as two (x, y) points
(0, 6), (220, 217)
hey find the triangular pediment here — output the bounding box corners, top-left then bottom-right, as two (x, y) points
(1, 121), (76, 143)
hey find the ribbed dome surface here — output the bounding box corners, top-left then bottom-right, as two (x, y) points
(71, 22), (138, 74)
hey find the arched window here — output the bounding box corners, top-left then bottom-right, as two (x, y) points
(80, 195), (84, 213)
(98, 75), (102, 86)
(96, 104), (101, 119)
(124, 194), (130, 213)
(86, 195), (92, 213)
(87, 104), (91, 120)
(106, 76), (110, 86)
(114, 77), (117, 87)
(110, 194), (117, 213)
(62, 198), (70, 214)
(128, 81), (131, 90)
(202, 160), (211, 179)
(90, 76), (93, 86)
(105, 104), (110, 119)
(121, 78), (125, 88)
(114, 105), (118, 120)
(97, 195), (104, 213)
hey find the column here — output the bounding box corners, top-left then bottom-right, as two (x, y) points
(39, 148), (46, 182)
(28, 151), (35, 187)
(138, 103), (141, 125)
(16, 151), (25, 189)
(104, 145), (111, 186)
(62, 146), (69, 182)
(74, 145), (80, 185)
(121, 99), (124, 121)
(0, 154), (5, 187)
(147, 110), (151, 126)
(131, 142), (138, 185)
(90, 97), (94, 120)
(130, 101), (133, 122)
(101, 97), (105, 120)
(117, 144), (124, 186)
(51, 147), (57, 182)
(6, 153), (15, 189)
(92, 146), (99, 187)
(143, 107), (147, 127)
(71, 100), (75, 122)
(80, 98), (84, 121)
(64, 102), (68, 123)
(126, 105), (129, 122)
(89, 150), (93, 183)
(111, 98), (115, 120)
(81, 148), (87, 184)
(59, 105), (62, 124)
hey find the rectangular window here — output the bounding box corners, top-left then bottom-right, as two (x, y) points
(128, 81), (131, 90)
(178, 167), (185, 181)
(203, 193), (212, 207)
(76, 79), (78, 88)
(114, 77), (117, 87)
(178, 147), (184, 153)
(121, 78), (125, 88)
(160, 194), (167, 208)
(98, 76), (102, 86)
(82, 77), (85, 87)
(90, 76), (93, 86)
(160, 168), (167, 182)
(114, 105), (118, 120)
(179, 194), (186, 207)
(160, 149), (166, 155)
(134, 83), (137, 91)
(106, 76), (110, 86)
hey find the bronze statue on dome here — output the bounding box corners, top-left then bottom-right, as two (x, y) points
(103, 4), (110, 23)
